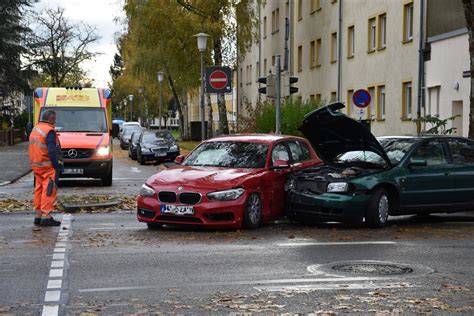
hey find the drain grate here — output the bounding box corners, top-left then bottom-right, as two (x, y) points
(332, 263), (413, 275)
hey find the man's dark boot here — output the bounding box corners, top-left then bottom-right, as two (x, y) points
(34, 217), (41, 225)
(40, 217), (61, 226)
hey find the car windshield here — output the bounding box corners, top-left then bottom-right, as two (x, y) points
(123, 128), (141, 136)
(334, 138), (418, 166)
(131, 131), (142, 142)
(183, 141), (268, 168)
(142, 132), (171, 143)
(379, 138), (419, 165)
(41, 107), (107, 133)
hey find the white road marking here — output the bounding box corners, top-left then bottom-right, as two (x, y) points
(255, 282), (415, 292)
(49, 269), (63, 278)
(52, 253), (65, 260)
(130, 167), (142, 173)
(51, 261), (64, 268)
(55, 243), (67, 248)
(277, 241), (397, 247)
(44, 291), (61, 302)
(41, 305), (59, 316)
(47, 279), (62, 289)
(87, 226), (143, 231)
(53, 248), (66, 253)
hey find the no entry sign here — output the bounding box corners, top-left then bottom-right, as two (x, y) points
(352, 89), (371, 108)
(205, 66), (232, 94)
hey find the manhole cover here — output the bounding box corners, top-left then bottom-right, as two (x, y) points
(332, 263), (413, 275)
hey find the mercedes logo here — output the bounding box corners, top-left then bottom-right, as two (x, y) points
(178, 186), (183, 191)
(67, 149), (78, 158)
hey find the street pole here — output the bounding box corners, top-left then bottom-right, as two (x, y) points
(200, 50), (205, 140)
(276, 55), (281, 135)
(128, 94), (133, 121)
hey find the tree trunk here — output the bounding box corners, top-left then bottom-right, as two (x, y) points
(166, 73), (186, 140)
(463, 0), (474, 138)
(213, 37), (230, 135)
(206, 94), (213, 137)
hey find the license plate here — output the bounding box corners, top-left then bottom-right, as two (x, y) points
(160, 204), (194, 215)
(62, 168), (83, 175)
(155, 152), (166, 157)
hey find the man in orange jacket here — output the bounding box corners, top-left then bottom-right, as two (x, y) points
(29, 110), (62, 226)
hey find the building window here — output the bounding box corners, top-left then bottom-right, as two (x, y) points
(402, 81), (412, 119)
(275, 8), (280, 32)
(331, 91), (337, 102)
(240, 68), (243, 87)
(309, 94), (315, 101)
(347, 89), (354, 115)
(377, 85), (386, 120)
(298, 45), (303, 72)
(298, 0), (303, 20)
(368, 17), (376, 52)
(311, 0), (321, 12)
(378, 13), (386, 49)
(263, 16), (267, 38)
(286, 1), (289, 17)
(310, 40), (316, 68)
(271, 11), (275, 33)
(427, 86), (440, 116)
(403, 1), (413, 42)
(347, 25), (355, 58)
(367, 86), (375, 119)
(263, 59), (267, 75)
(316, 38), (322, 66)
(316, 93), (322, 103)
(272, 55), (275, 67)
(331, 32), (337, 63)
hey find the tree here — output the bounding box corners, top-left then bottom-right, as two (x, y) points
(24, 7), (100, 87)
(0, 0), (31, 94)
(462, 0), (474, 138)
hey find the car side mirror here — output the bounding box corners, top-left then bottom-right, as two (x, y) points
(408, 158), (427, 167)
(174, 155), (185, 164)
(270, 159), (290, 170)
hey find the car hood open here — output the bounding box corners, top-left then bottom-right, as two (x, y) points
(299, 102), (391, 167)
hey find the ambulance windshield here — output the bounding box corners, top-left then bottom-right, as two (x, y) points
(40, 107), (107, 133)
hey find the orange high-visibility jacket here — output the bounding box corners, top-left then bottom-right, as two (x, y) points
(29, 122), (58, 168)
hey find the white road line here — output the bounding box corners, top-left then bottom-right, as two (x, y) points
(277, 241), (397, 247)
(41, 305), (59, 316)
(47, 279), (62, 289)
(255, 282), (415, 292)
(44, 291), (61, 302)
(130, 167), (142, 173)
(55, 243), (67, 248)
(52, 253), (65, 260)
(51, 261), (64, 268)
(49, 269), (63, 278)
(53, 248), (66, 253)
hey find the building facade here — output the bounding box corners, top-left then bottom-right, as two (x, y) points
(238, 0), (470, 137)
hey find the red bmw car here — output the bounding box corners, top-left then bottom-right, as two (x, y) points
(137, 134), (321, 229)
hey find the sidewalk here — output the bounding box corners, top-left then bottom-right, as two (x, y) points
(0, 142), (31, 186)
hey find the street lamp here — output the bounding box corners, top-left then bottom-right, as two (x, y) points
(128, 94), (134, 121)
(138, 87), (144, 126)
(194, 32), (209, 141)
(157, 71), (164, 130)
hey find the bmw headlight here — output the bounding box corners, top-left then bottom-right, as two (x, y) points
(96, 145), (110, 156)
(139, 184), (155, 197)
(327, 182), (349, 193)
(170, 144), (179, 151)
(207, 188), (245, 201)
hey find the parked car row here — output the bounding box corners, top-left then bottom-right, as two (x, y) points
(120, 126), (180, 165)
(136, 102), (474, 230)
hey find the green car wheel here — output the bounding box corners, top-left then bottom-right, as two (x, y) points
(366, 188), (390, 228)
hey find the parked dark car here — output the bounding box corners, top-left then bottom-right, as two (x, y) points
(286, 102), (474, 228)
(120, 126), (142, 149)
(128, 129), (144, 160)
(137, 130), (180, 164)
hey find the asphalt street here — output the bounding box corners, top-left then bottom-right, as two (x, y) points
(0, 141), (473, 314)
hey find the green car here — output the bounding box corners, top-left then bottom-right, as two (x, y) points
(286, 102), (474, 228)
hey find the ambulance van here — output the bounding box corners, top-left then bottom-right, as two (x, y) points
(33, 87), (113, 186)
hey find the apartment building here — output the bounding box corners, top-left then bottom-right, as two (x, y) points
(238, 0), (470, 137)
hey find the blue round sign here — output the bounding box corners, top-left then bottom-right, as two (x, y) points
(352, 89), (371, 108)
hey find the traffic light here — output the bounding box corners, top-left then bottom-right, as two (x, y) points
(258, 74), (276, 97)
(289, 76), (299, 94)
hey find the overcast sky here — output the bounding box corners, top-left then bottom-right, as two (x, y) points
(33, 0), (125, 88)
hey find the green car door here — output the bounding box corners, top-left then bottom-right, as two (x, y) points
(447, 138), (474, 205)
(399, 139), (454, 207)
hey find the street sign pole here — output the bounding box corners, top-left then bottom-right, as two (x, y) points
(276, 55), (281, 135)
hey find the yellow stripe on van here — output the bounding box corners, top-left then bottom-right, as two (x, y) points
(44, 88), (100, 107)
